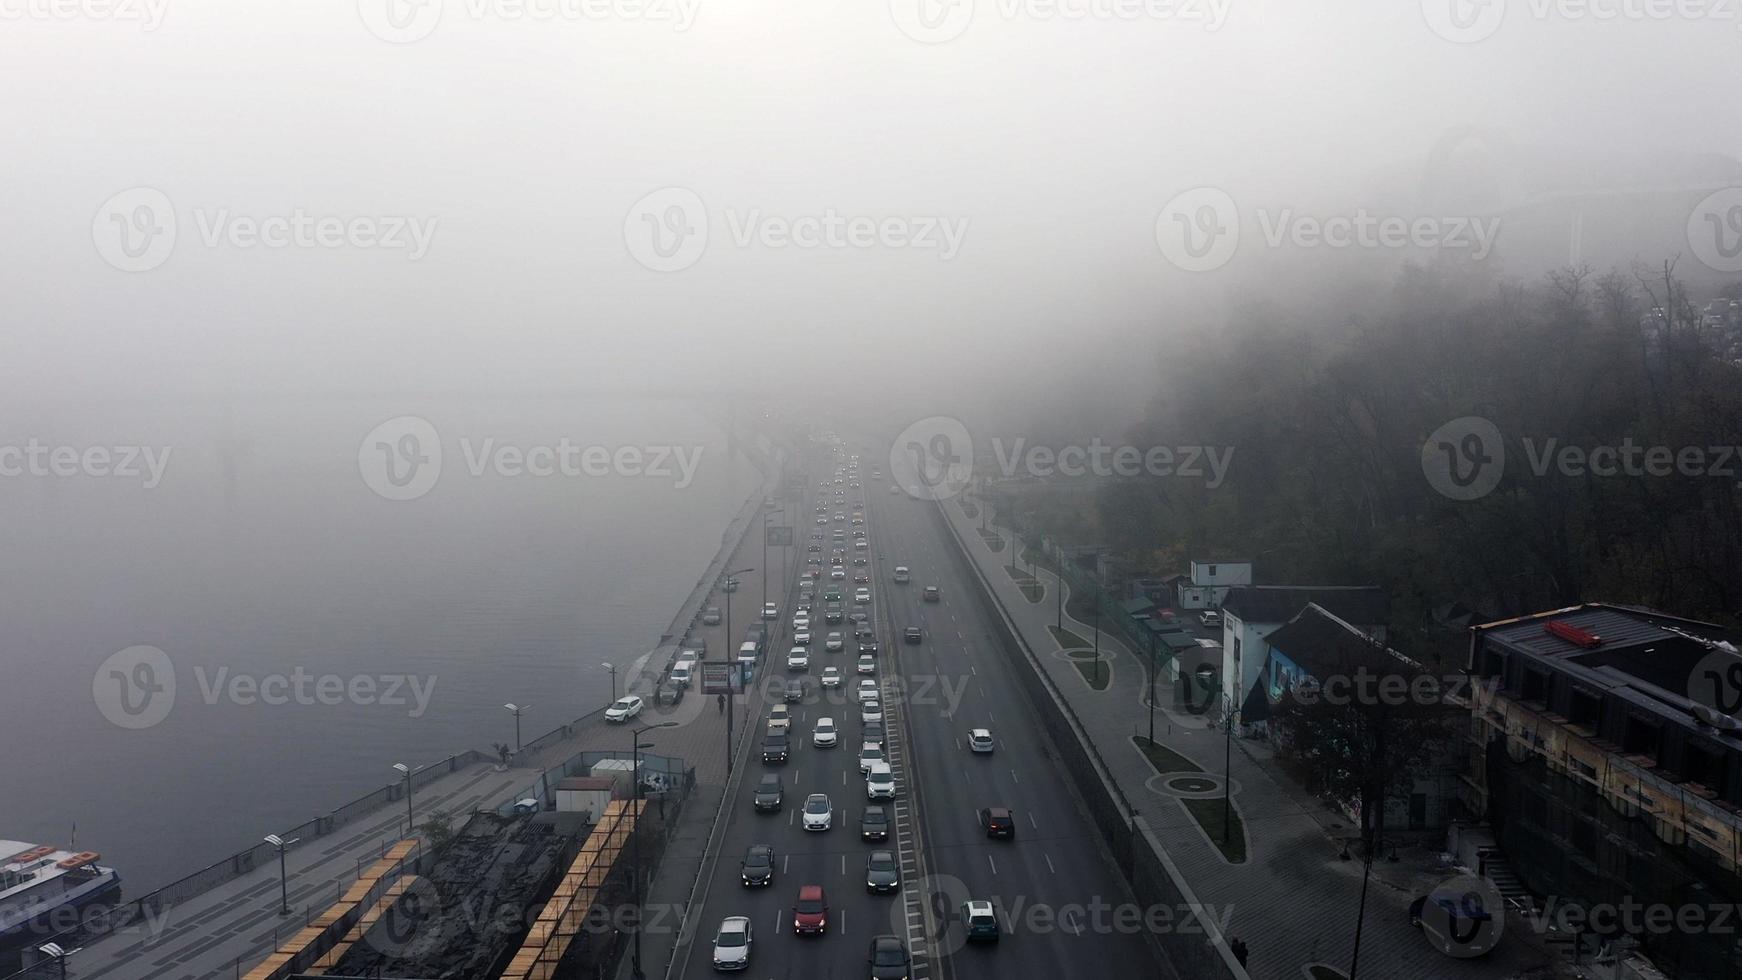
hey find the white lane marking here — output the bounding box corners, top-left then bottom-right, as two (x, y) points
(788, 809), (795, 828)
(988, 854), (998, 875)
(841, 854), (846, 875)
(1045, 853), (1056, 874)
(1028, 811), (1038, 829)
(1011, 769), (1020, 784)
(783, 854), (790, 874)
(774, 908), (782, 934)
(840, 908), (847, 934)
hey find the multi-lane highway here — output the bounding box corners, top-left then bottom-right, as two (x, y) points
(671, 439), (1167, 980)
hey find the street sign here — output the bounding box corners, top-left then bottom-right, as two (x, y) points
(701, 662), (735, 695)
(765, 525), (793, 547)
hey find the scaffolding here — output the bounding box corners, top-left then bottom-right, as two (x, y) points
(241, 838), (420, 980)
(500, 799), (643, 980)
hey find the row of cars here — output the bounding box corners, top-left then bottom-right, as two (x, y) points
(713, 451), (914, 978)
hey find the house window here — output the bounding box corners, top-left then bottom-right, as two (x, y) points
(1520, 668), (1548, 704)
(1208, 564), (1217, 577)
(1620, 714), (1660, 759)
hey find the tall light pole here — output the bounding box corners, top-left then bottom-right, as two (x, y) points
(721, 566), (755, 776)
(264, 834), (298, 915)
(503, 703), (529, 753)
(630, 722), (677, 978)
(601, 662), (618, 703)
(392, 763), (414, 835)
(1222, 691), (1233, 843)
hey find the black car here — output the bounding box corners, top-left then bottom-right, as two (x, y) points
(867, 936), (911, 980)
(977, 807), (1015, 839)
(859, 640), (879, 656)
(783, 679), (806, 703)
(753, 774), (783, 812)
(762, 733), (789, 765)
(923, 586), (941, 603)
(904, 627), (922, 645)
(860, 805), (889, 842)
(865, 850), (900, 894)
(741, 844), (775, 887)
(861, 721), (886, 746)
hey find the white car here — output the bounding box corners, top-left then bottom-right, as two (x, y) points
(865, 762), (896, 800)
(793, 630), (811, 646)
(768, 705), (791, 731)
(856, 679), (879, 702)
(605, 696), (643, 723)
(762, 602), (778, 620)
(854, 540), (868, 551)
(856, 655), (876, 675)
(893, 565), (910, 583)
(969, 728), (995, 753)
(858, 743), (885, 774)
(802, 793), (833, 831)
(861, 700), (883, 724)
(712, 915), (752, 971)
(830, 568), (846, 580)
(787, 648), (809, 671)
(792, 614), (810, 631)
(825, 632), (845, 652)
(821, 667), (842, 688)
(813, 717), (838, 748)
(1199, 609), (1222, 628)
(854, 589), (871, 605)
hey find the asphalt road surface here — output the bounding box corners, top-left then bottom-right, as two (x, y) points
(670, 441), (1168, 980)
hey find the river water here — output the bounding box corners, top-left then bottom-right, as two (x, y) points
(0, 395), (758, 893)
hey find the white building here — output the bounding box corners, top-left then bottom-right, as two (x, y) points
(1219, 585), (1388, 723)
(1176, 559), (1253, 610)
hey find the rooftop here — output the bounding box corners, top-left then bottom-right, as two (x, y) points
(1222, 585), (1388, 627)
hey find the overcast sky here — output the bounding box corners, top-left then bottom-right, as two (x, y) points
(3, 1), (1735, 424)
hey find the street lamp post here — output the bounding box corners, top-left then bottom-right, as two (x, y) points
(722, 566), (755, 776)
(601, 662), (618, 703)
(630, 722), (677, 978)
(263, 834), (299, 915)
(1222, 692), (1234, 843)
(503, 703), (529, 753)
(392, 763), (414, 835)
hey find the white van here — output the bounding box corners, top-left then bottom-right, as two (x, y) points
(670, 662), (692, 688)
(893, 566), (909, 583)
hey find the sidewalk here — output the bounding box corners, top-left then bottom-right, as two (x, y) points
(942, 499), (1552, 980)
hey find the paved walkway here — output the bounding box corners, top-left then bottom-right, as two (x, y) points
(942, 499), (1554, 980)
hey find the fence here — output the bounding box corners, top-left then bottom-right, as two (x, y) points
(930, 496), (1250, 980)
(14, 751), (481, 961)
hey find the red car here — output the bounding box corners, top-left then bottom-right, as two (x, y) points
(793, 884), (829, 935)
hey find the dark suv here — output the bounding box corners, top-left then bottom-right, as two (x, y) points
(753, 774), (783, 812)
(762, 732), (789, 765)
(860, 805), (889, 842)
(977, 807), (1015, 839)
(741, 844), (775, 887)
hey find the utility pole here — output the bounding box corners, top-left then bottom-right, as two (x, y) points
(1147, 632), (1157, 743)
(1222, 693), (1233, 842)
(721, 566), (755, 776)
(1093, 602), (1102, 687)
